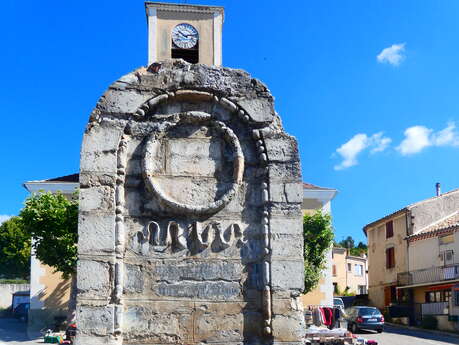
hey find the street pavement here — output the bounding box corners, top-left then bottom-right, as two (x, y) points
(1, 317), (459, 345)
(0, 318), (41, 345)
(360, 324), (459, 345)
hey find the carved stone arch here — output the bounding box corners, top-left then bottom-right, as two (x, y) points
(77, 62), (304, 345)
(147, 221), (161, 246)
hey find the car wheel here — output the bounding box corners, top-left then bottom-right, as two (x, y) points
(377, 328), (383, 333)
(351, 323), (359, 334)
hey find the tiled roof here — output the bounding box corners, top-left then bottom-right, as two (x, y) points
(303, 182), (334, 190)
(25, 173), (79, 184)
(45, 173), (79, 183)
(363, 188), (459, 235)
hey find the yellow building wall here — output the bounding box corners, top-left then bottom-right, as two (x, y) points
(40, 264), (71, 309)
(345, 257), (367, 293)
(300, 276), (326, 306)
(332, 249), (347, 292)
(28, 262), (72, 331)
(332, 249), (367, 294)
(367, 213), (408, 308)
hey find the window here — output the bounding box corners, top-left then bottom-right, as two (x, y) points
(355, 264), (363, 276)
(455, 291), (459, 306)
(425, 289), (451, 303)
(171, 47), (199, 63)
(441, 250), (454, 266)
(347, 263), (352, 272)
(358, 285), (367, 294)
(332, 265), (337, 276)
(386, 220), (394, 239)
(386, 247), (395, 269)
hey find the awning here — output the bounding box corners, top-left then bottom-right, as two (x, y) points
(397, 279), (459, 290)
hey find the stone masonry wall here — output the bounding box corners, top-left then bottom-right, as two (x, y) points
(76, 60), (304, 345)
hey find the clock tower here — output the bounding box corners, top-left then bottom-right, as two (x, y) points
(145, 2), (224, 66)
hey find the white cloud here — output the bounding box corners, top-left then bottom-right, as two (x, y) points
(377, 43), (406, 66)
(334, 132), (391, 170)
(397, 122), (459, 155)
(397, 126), (432, 155)
(0, 215), (13, 225)
(370, 132), (392, 153)
(432, 122), (459, 147)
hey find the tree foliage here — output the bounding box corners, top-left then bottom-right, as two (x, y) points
(303, 211), (334, 294)
(0, 217), (31, 280)
(20, 192), (78, 278)
(336, 236), (368, 256)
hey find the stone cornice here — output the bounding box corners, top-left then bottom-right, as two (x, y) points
(145, 2), (224, 20)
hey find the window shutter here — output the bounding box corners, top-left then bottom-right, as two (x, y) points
(386, 220), (394, 238)
(386, 247), (395, 268)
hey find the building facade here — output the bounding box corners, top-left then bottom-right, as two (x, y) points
(364, 186), (459, 330)
(23, 174), (78, 332)
(300, 183), (338, 307)
(332, 247), (368, 295)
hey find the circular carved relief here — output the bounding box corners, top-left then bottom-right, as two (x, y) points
(143, 111), (244, 215)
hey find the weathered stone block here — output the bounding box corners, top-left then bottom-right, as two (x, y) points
(80, 151), (117, 174)
(123, 302), (194, 344)
(271, 312), (305, 342)
(271, 233), (303, 258)
(77, 260), (112, 298)
(264, 135), (298, 162)
(97, 89), (151, 114)
(237, 97), (274, 123)
(79, 186), (115, 213)
(123, 264), (143, 293)
(76, 305), (115, 336)
(284, 182), (303, 204)
(82, 122), (123, 154)
(270, 217), (303, 235)
(271, 260), (304, 292)
(78, 213), (115, 254)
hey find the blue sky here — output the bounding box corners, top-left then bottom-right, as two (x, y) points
(1, 0), (459, 243)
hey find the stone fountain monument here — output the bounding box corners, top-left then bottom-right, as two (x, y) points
(75, 3), (305, 345)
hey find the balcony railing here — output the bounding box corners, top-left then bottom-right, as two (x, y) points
(398, 264), (459, 286)
(421, 302), (448, 315)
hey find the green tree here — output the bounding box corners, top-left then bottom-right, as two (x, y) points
(0, 217), (31, 279)
(303, 211), (334, 293)
(350, 241), (368, 256)
(339, 236), (355, 249)
(20, 192), (78, 278)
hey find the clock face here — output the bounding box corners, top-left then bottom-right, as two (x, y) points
(172, 23), (199, 49)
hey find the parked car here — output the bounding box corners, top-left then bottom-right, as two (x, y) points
(12, 302), (30, 322)
(345, 306), (384, 333)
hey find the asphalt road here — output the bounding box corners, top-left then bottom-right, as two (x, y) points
(0, 318), (41, 345)
(360, 324), (459, 345)
(0, 317), (459, 345)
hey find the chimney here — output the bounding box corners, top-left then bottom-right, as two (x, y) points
(436, 182), (441, 197)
